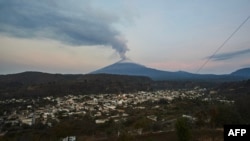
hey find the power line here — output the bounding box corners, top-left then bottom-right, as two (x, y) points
(196, 16), (250, 74)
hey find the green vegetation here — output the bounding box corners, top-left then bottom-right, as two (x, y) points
(0, 73), (152, 99)
(175, 118), (191, 141)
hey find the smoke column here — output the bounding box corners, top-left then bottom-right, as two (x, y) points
(0, 0), (129, 59)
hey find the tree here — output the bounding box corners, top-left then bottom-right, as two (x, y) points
(213, 104), (242, 126)
(175, 117), (191, 141)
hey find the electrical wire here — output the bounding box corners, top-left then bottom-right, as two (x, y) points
(196, 16), (250, 74)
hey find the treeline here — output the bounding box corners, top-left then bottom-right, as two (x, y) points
(216, 79), (250, 124)
(0, 73), (152, 99)
(1, 71), (249, 100)
(0, 71), (218, 99)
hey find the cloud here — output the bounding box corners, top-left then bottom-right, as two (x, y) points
(0, 0), (128, 59)
(209, 48), (250, 61)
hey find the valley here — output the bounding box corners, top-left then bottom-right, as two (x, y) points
(0, 72), (249, 141)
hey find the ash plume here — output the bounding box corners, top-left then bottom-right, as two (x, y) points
(0, 0), (128, 59)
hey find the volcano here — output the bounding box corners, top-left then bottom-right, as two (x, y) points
(91, 59), (198, 80)
(91, 59), (250, 81)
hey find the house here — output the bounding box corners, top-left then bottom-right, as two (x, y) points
(62, 136), (76, 141)
(21, 118), (33, 126)
(95, 119), (108, 124)
(147, 115), (157, 121)
(182, 114), (196, 121)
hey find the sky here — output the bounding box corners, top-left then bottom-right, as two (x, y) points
(0, 0), (250, 74)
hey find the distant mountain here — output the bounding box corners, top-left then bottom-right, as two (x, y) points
(230, 68), (250, 77)
(0, 71), (80, 85)
(0, 65), (249, 98)
(0, 60), (249, 83)
(91, 59), (250, 81)
(91, 59), (195, 80)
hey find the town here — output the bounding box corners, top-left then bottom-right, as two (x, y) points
(0, 87), (233, 138)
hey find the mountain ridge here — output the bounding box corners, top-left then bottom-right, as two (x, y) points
(0, 59), (249, 82)
(231, 68), (250, 77)
(91, 59), (250, 81)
